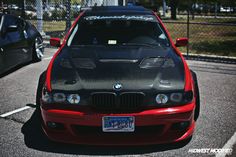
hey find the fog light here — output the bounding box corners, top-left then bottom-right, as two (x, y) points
(179, 121), (190, 128)
(47, 122), (57, 128)
(47, 122), (64, 130)
(171, 121), (190, 130)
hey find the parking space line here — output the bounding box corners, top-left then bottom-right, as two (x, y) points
(216, 131), (236, 157)
(0, 106), (31, 118)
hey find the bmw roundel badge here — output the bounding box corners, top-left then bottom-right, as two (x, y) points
(113, 83), (122, 90)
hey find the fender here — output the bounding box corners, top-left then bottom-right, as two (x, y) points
(45, 11), (85, 91)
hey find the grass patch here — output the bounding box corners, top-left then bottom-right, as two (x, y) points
(191, 39), (236, 56)
(29, 20), (66, 37)
(163, 16), (236, 24)
(164, 22), (236, 56)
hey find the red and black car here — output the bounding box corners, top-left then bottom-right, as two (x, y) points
(37, 6), (200, 145)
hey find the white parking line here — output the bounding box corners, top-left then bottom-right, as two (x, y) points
(43, 56), (53, 60)
(216, 131), (236, 157)
(0, 106), (31, 118)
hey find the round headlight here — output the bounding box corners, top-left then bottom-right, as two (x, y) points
(67, 94), (80, 104)
(156, 94), (168, 104)
(53, 93), (66, 102)
(170, 93), (183, 102)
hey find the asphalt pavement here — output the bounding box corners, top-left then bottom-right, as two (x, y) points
(0, 48), (235, 157)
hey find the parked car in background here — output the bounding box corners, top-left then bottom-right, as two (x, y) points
(5, 4), (22, 16)
(220, 6), (234, 13)
(0, 4), (8, 14)
(0, 14), (44, 75)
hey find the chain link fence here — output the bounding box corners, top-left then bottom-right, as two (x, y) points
(162, 2), (236, 57)
(1, 0), (236, 57)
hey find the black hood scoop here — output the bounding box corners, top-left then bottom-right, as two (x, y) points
(51, 46), (185, 92)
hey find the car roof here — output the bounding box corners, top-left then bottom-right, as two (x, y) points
(0, 13), (18, 17)
(84, 6), (153, 15)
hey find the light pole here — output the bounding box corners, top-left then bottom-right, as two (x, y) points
(36, 0), (43, 34)
(21, 0), (25, 18)
(65, 0), (71, 33)
(163, 0), (166, 17)
(214, 2), (218, 18)
(123, 0), (126, 6)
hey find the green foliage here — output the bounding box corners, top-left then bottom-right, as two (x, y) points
(71, 0), (81, 5)
(164, 18), (236, 56)
(51, 9), (66, 20)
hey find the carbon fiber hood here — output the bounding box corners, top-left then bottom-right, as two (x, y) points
(50, 46), (185, 92)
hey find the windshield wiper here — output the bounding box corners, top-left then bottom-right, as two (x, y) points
(71, 44), (106, 47)
(121, 43), (161, 48)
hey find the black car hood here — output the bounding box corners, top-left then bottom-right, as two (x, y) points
(50, 46), (185, 92)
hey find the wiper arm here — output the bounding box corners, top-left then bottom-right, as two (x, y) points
(121, 43), (160, 48)
(71, 44), (106, 47)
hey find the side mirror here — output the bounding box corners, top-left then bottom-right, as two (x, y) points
(175, 38), (188, 47)
(7, 25), (18, 32)
(50, 38), (61, 47)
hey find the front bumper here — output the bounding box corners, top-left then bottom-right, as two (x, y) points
(41, 103), (195, 145)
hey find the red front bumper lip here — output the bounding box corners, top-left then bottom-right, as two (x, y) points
(41, 103), (196, 145)
(42, 123), (195, 146)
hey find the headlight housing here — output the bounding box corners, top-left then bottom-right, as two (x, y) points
(41, 87), (81, 104)
(155, 91), (193, 105)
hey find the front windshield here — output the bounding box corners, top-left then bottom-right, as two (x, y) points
(67, 15), (170, 47)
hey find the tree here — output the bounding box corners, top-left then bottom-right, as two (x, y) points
(170, 0), (179, 20)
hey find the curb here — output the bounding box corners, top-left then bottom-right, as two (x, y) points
(183, 54), (236, 64)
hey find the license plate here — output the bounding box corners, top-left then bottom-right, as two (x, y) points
(102, 116), (135, 132)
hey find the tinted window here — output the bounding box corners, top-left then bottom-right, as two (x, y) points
(4, 15), (18, 28)
(0, 15), (22, 43)
(68, 15), (169, 47)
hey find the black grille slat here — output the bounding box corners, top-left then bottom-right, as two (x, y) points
(120, 93), (144, 109)
(91, 93), (144, 111)
(92, 93), (116, 109)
